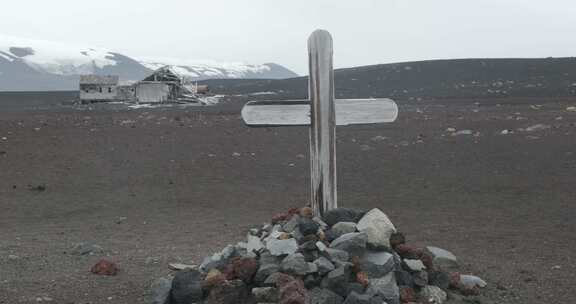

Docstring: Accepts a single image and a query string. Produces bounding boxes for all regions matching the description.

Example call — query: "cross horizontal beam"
[241,98,398,126]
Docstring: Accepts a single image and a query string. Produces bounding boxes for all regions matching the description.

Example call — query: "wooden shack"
[79,75,119,102]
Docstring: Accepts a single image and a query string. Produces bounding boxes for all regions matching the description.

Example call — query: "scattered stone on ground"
[90,259,119,276]
[69,242,104,256]
[149,207,487,304]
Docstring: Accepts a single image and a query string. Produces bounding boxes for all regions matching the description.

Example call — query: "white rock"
[460,275,487,289]
[404,259,426,271]
[356,208,396,249]
[419,285,447,304]
[266,238,298,256]
[331,222,357,237]
[247,234,263,253]
[366,272,399,301]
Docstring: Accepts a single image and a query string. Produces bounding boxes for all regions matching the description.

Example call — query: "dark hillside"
[200,58,576,100]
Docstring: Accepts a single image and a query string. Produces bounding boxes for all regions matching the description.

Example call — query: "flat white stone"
[460,275,487,288]
[247,234,263,253]
[356,208,396,248]
[404,259,426,271]
[266,238,298,256]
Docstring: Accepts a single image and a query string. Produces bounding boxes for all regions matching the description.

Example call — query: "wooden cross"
[241,30,398,216]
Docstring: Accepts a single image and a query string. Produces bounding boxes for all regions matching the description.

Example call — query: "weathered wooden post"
[241,30,398,216]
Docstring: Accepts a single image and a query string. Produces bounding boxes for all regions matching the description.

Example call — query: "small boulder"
[90,259,118,276]
[356,208,396,250]
[150,277,172,304]
[460,275,487,289]
[325,248,350,265]
[171,269,203,304]
[331,222,358,238]
[299,218,321,236]
[246,234,263,253]
[425,246,458,271]
[413,271,429,288]
[321,266,351,297]
[361,251,395,278]
[226,257,258,283]
[418,285,447,304]
[366,272,399,304]
[429,270,451,290]
[204,269,226,288]
[255,263,280,284]
[314,256,335,276]
[283,214,301,233]
[207,279,249,304]
[330,232,367,257]
[300,207,314,218]
[323,208,365,227]
[399,286,416,303]
[252,286,279,302]
[403,259,426,272]
[309,287,344,304]
[281,253,311,276]
[277,273,308,304]
[342,291,373,304]
[267,238,298,256]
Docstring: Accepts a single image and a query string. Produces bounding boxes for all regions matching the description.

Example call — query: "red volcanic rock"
[223,257,258,284]
[399,286,416,303]
[394,244,422,259]
[90,259,118,276]
[449,272,462,289]
[277,273,307,304]
[420,252,435,271]
[299,207,314,219]
[356,271,369,288]
[272,213,290,224]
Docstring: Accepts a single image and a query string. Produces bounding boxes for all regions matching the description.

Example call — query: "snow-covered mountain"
[0,35,298,91]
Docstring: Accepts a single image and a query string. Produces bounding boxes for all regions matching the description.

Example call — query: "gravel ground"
[0,97,575,303]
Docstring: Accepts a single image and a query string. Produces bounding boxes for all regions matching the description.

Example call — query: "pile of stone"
[151,207,487,304]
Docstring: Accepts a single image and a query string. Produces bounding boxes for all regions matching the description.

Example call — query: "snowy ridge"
[139,57,272,80]
[0,34,117,75]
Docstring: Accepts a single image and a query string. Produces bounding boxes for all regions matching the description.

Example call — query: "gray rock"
[325,248,349,264]
[304,274,321,289]
[313,217,329,229]
[247,234,263,253]
[252,287,279,302]
[418,285,447,304]
[170,269,203,304]
[150,277,172,304]
[316,241,328,252]
[281,253,310,276]
[207,279,248,304]
[330,232,367,256]
[394,270,413,287]
[366,272,399,304]
[321,266,351,297]
[356,208,396,250]
[264,272,284,286]
[323,208,366,227]
[309,287,344,304]
[314,257,335,276]
[346,283,366,297]
[299,218,321,236]
[255,263,280,284]
[200,245,238,272]
[403,259,426,271]
[343,291,372,304]
[413,271,429,288]
[331,222,357,238]
[460,275,487,289]
[69,242,104,256]
[283,214,301,233]
[259,251,281,266]
[425,246,459,271]
[266,238,298,256]
[429,271,450,290]
[361,251,395,278]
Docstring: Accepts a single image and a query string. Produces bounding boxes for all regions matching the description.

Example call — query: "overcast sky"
[1,0,575,74]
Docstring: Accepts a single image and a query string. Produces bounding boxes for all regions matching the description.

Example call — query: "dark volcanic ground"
[0,96,575,303]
